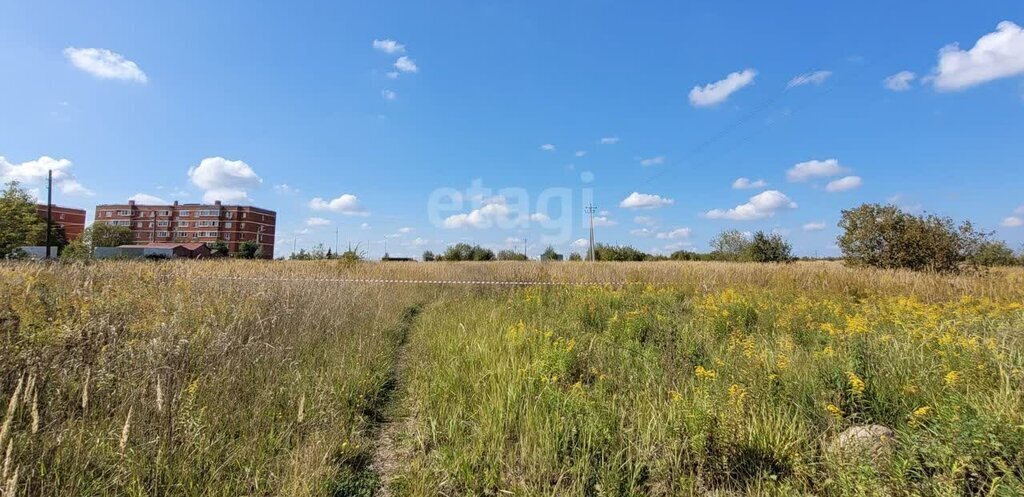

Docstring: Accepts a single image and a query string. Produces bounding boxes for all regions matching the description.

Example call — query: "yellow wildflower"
[694,365,717,380]
[944,370,960,387]
[846,371,865,396]
[825,403,843,418]
[727,384,747,406]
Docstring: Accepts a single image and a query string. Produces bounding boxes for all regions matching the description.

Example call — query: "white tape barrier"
[206,276,649,286]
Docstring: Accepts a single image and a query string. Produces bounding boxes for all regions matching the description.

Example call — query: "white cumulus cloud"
[128,193,167,204]
[63,47,147,83]
[655,228,691,240]
[540,143,556,151]
[931,21,1024,91]
[1002,216,1023,228]
[575,150,587,157]
[442,201,511,229]
[786,159,848,182]
[620,192,675,209]
[802,222,827,231]
[572,238,590,248]
[788,70,832,88]
[705,190,797,221]
[394,56,418,73]
[689,69,757,107]
[306,217,331,227]
[188,157,262,203]
[732,177,768,189]
[372,39,406,54]
[599,136,620,145]
[381,89,397,100]
[639,156,665,166]
[593,216,617,227]
[884,71,916,91]
[0,155,93,196]
[825,175,863,192]
[309,194,368,216]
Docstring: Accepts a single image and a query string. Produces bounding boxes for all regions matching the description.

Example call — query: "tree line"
[424,204,1024,272]
[3,180,1022,271]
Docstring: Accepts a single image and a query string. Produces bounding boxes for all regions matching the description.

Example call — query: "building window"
[180,211,191,217]
[225,212,233,219]
[104,211,112,218]
[157,231,169,237]
[198,209,220,217]
[117,210,131,216]
[160,210,170,216]
[178,221,189,227]
[241,223,246,229]
[224,222,232,228]
[224,233,231,240]
[136,222,143,228]
[176,231,187,238]
[157,220,169,227]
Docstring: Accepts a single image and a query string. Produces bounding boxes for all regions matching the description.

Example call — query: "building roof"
[118,243,209,250]
[95,202,275,215]
[35,204,87,213]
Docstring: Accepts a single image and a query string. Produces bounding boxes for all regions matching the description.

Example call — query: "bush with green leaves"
[593,244,649,261]
[497,250,528,261]
[237,240,261,259]
[0,181,44,258]
[440,243,495,261]
[744,231,792,263]
[59,240,92,262]
[84,222,134,248]
[540,246,563,261]
[970,240,1020,267]
[838,203,990,273]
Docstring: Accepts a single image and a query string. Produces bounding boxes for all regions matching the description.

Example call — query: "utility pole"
[292,237,297,257]
[335,227,340,254]
[45,170,53,260]
[585,204,596,262]
[523,238,527,259]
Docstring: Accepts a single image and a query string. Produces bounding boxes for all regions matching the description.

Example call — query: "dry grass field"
[1,260,1023,496]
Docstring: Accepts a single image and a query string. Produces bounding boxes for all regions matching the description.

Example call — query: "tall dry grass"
[0,261,446,496]
[1,260,1022,496]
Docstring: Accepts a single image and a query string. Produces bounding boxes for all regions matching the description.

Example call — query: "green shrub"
[838,203,989,273]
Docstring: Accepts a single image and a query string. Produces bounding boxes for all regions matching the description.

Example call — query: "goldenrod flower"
[694,365,717,380]
[846,371,865,396]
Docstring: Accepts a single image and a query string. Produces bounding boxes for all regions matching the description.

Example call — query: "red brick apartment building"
[35,204,87,241]
[94,200,276,259]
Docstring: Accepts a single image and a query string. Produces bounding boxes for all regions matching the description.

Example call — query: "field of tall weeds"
[1,261,1023,496]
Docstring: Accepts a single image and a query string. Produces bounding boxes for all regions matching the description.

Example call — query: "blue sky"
[2,1,1023,258]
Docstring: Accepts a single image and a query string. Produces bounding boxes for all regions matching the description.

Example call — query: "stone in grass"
[829,424,897,461]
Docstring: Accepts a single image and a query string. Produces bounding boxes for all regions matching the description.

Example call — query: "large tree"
[84,223,135,248]
[709,229,750,261]
[0,181,45,258]
[837,203,988,273]
[744,231,792,263]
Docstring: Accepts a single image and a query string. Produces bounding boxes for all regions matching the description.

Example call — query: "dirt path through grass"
[368,304,422,497]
